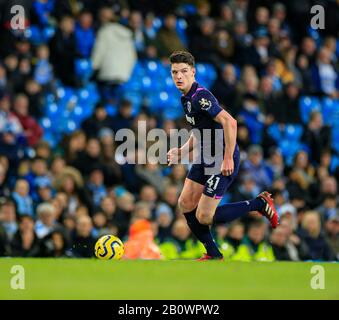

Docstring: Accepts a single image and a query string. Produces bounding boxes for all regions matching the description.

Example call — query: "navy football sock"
[184,209,222,258]
[213,198,264,224]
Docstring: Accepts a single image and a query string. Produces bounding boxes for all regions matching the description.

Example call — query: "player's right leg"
[178,171,223,259]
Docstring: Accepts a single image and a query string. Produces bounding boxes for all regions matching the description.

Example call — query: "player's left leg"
[196,174,279,228]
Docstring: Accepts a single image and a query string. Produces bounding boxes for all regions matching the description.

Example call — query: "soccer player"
[167,51,279,260]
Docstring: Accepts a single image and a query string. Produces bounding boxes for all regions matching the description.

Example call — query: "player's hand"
[167,148,181,166]
[221,157,234,176]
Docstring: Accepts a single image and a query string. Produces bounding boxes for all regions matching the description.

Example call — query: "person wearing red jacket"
[13,93,43,146]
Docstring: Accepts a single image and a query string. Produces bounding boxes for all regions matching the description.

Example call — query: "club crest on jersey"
[187,101,192,113]
[199,98,212,110]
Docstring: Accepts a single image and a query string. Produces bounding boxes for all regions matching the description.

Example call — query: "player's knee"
[196,209,213,225]
[178,196,196,213]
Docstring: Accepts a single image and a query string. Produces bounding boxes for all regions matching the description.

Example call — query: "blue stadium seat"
[25,25,43,45]
[285,124,304,141]
[144,60,167,79]
[75,59,93,81]
[176,18,188,46]
[322,98,339,125]
[195,63,217,89]
[330,155,339,173]
[267,123,282,142]
[105,103,118,116]
[279,140,308,166]
[42,26,55,42]
[299,96,321,123]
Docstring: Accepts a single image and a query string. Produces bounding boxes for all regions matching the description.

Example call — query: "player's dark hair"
[169,51,195,67]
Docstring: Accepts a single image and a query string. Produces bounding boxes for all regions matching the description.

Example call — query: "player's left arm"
[195,90,237,176]
[214,110,237,176]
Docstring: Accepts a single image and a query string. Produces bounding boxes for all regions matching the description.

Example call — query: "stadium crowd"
[0,0,338,261]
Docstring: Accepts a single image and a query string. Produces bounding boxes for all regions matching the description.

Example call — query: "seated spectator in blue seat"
[33,45,54,88]
[241,145,273,190]
[311,47,338,98]
[238,93,265,144]
[86,167,107,209]
[75,10,95,58]
[12,179,34,217]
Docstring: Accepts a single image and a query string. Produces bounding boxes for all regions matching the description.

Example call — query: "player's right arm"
[167,133,195,166]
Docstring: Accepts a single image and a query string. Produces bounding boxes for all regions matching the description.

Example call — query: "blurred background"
[0,0,338,262]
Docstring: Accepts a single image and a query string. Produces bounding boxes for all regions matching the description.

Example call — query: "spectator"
[324,213,339,260]
[312,47,338,98]
[11,215,40,257]
[232,220,275,262]
[12,93,43,146]
[270,227,295,261]
[40,229,69,257]
[231,174,260,203]
[81,102,114,138]
[211,64,237,114]
[0,161,10,198]
[302,111,331,164]
[33,45,54,90]
[35,202,61,239]
[92,211,110,238]
[75,10,95,58]
[241,145,272,189]
[0,198,18,242]
[238,93,265,144]
[218,221,245,260]
[86,167,107,209]
[270,82,301,123]
[155,14,186,60]
[70,215,96,258]
[111,99,134,133]
[190,17,220,66]
[155,203,173,243]
[245,29,270,74]
[128,11,146,57]
[159,218,204,260]
[91,7,136,99]
[298,211,335,261]
[54,166,94,216]
[49,15,78,87]
[12,179,34,217]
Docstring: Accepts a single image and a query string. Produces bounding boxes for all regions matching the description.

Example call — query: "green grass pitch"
[1,258,338,300]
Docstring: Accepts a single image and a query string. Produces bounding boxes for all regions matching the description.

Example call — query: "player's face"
[171,63,196,94]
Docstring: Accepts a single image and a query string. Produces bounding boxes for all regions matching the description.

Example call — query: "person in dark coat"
[81,102,115,138]
[10,215,41,257]
[302,111,331,164]
[49,15,78,87]
[70,215,96,258]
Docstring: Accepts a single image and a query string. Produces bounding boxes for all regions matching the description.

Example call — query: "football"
[94,235,125,260]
